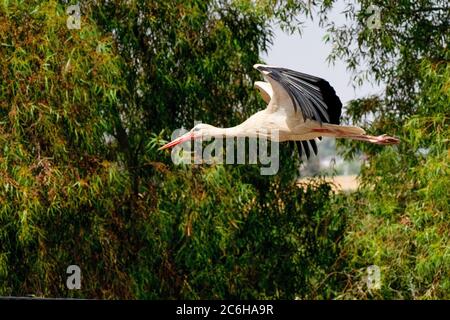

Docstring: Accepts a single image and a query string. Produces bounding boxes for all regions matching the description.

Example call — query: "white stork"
[159,64,399,158]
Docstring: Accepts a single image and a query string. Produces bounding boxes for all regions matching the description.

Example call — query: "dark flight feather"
[256,65,343,159]
[291,139,318,160]
[301,140,310,159]
[295,141,302,158]
[309,139,318,155]
[256,66,342,125]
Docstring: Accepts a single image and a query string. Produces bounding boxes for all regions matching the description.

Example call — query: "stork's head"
[158,123,216,150]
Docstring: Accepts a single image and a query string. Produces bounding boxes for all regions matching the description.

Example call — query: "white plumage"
[160,64,399,158]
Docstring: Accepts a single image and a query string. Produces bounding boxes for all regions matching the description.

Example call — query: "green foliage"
[0,0,345,299]
[334,61,449,299]
[1,0,447,300]
[321,0,449,299]
[0,0,136,298]
[133,165,345,299]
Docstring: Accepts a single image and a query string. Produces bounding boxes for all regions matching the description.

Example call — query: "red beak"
[158,132,195,150]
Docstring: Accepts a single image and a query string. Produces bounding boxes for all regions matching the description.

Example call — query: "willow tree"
[1,0,346,299]
[88,0,345,299]
[320,0,449,298]
[88,0,316,195]
[0,0,135,297]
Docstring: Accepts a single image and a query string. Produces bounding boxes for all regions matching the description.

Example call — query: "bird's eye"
[193,127,201,132]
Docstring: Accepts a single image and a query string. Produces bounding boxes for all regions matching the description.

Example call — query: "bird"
[159,64,399,158]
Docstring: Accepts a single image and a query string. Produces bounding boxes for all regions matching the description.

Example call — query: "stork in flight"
[159,64,399,158]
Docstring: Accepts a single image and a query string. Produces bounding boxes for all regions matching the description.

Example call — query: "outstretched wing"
[254,81,273,104]
[254,65,342,125]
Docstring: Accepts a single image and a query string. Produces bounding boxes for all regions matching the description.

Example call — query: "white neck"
[206,124,275,140]
[207,125,245,138]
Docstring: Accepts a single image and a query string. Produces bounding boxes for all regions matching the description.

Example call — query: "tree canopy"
[322,0,449,298]
[0,0,448,299]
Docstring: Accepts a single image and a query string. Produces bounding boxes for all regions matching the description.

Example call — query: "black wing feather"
[291,139,318,160]
[257,66,337,159]
[309,139,318,156]
[301,141,310,159]
[257,66,342,125]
